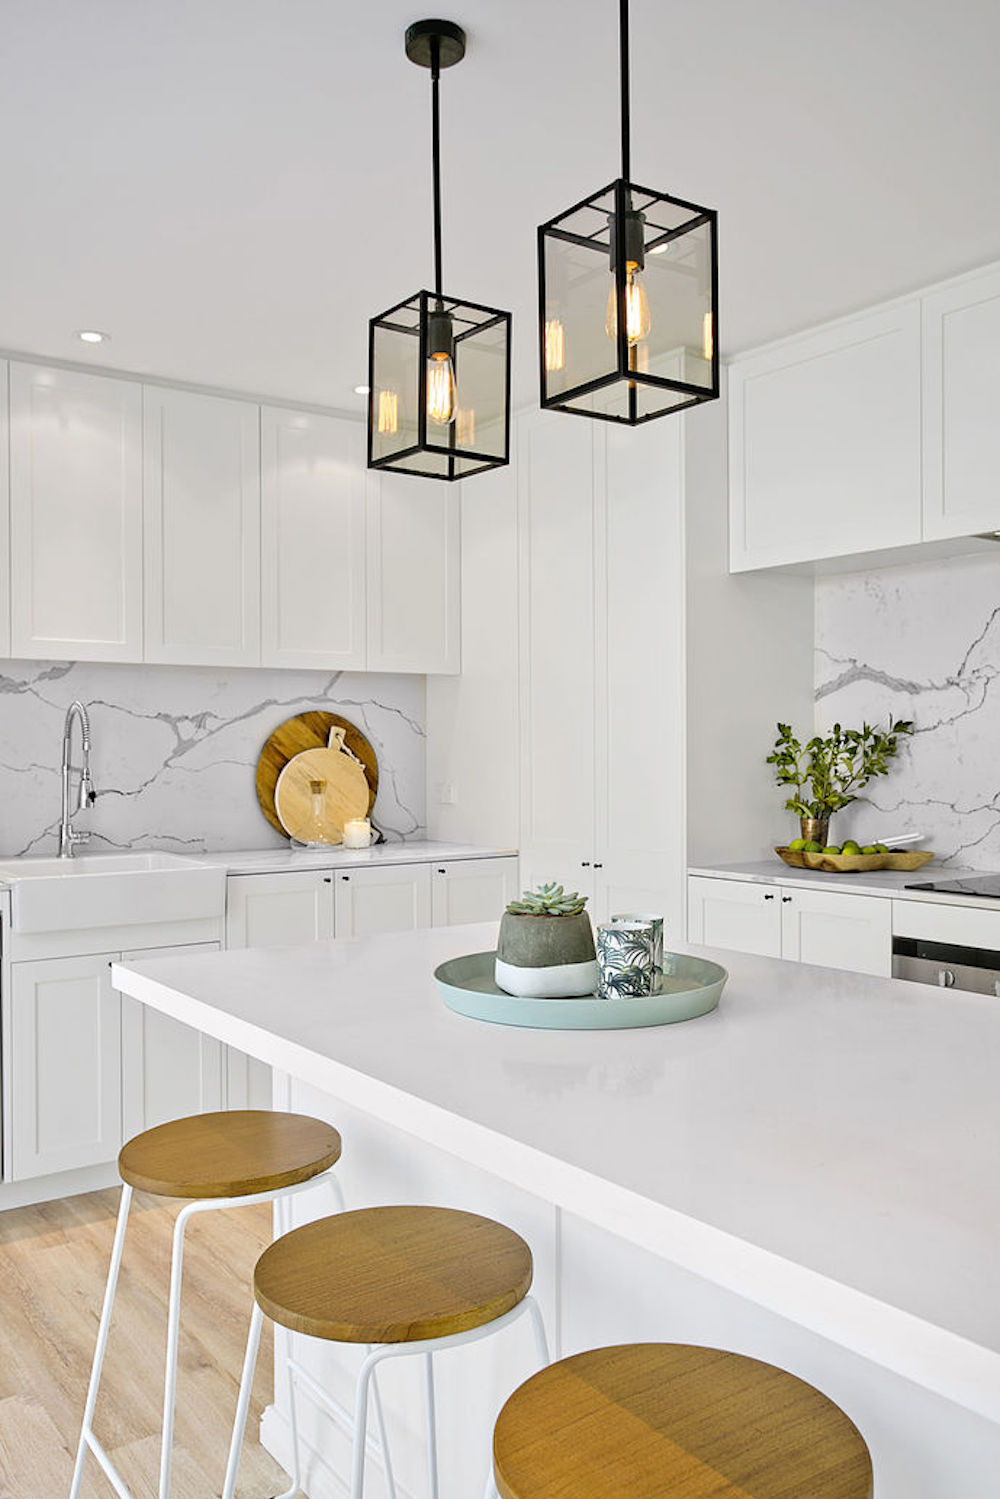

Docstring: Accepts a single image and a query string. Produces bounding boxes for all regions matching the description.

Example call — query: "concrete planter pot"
[495,910,598,998]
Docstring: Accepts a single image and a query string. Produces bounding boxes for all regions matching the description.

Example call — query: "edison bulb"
[377,389,399,436]
[426,353,456,425]
[702,310,714,361]
[544,318,566,373]
[605,264,651,346]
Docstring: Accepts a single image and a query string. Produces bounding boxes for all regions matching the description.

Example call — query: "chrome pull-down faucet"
[59,701,96,858]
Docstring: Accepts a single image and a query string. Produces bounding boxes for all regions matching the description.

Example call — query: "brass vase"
[799,815,830,847]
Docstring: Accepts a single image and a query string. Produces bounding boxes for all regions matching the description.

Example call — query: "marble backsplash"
[0,661,426,857]
[815,551,1000,868]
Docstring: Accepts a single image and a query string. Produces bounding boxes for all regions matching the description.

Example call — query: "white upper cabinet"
[366,471,460,674]
[10,363,142,661]
[261,408,366,670]
[729,302,922,570]
[922,265,1000,540]
[143,387,260,665]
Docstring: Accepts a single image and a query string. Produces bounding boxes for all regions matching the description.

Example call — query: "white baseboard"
[0,1159,120,1212]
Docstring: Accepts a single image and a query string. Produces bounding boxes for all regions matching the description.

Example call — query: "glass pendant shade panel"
[369,290,511,481]
[539,179,719,424]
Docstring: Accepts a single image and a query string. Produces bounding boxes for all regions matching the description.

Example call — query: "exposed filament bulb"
[605,263,651,346]
[426,353,456,425]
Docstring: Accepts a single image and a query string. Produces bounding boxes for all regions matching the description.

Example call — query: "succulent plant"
[505,882,588,918]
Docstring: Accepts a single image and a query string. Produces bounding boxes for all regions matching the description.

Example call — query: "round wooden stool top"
[494,1344,873,1499]
[118,1111,342,1199]
[254,1205,533,1344]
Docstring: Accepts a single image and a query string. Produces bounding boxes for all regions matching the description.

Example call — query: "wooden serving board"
[256,712,378,838]
[275,744,370,844]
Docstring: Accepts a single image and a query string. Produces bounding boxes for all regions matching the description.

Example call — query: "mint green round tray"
[434,950,727,1030]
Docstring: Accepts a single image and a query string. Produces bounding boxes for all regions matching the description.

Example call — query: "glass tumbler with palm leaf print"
[596,921,658,999]
[610,913,664,993]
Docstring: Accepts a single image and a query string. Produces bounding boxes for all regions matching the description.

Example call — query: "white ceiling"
[2,0,999,410]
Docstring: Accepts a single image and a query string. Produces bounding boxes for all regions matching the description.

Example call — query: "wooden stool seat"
[493,1344,873,1499]
[118,1110,342,1199]
[254,1204,533,1344]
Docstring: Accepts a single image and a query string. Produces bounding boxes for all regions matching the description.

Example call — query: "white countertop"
[113,923,1000,1422]
[690,859,1000,908]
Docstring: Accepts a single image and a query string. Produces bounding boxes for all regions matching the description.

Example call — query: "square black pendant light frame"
[537,0,720,427]
[367,21,512,482]
[538,177,719,425]
[368,289,512,482]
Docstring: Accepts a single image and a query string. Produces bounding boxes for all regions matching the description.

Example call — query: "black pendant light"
[538,0,719,425]
[368,21,512,481]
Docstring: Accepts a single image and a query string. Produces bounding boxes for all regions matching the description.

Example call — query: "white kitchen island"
[112,923,1000,1499]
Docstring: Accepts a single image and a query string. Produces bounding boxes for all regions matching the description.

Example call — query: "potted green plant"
[495,883,598,998]
[767,719,914,849]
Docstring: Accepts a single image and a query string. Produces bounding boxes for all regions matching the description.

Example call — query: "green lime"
[803,840,823,853]
[841,840,861,855]
[861,845,879,854]
[822,845,841,854]
[874,843,889,853]
[787,837,807,852]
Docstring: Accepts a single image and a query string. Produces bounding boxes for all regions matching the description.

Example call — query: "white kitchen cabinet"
[922,264,1000,540]
[0,363,9,657]
[143,387,260,665]
[430,857,519,927]
[366,471,460,674]
[9,363,143,661]
[728,302,922,571]
[334,864,432,938]
[225,872,335,1110]
[688,876,892,977]
[120,943,223,1138]
[517,412,686,930]
[779,885,891,977]
[261,408,366,670]
[687,876,783,958]
[10,953,121,1179]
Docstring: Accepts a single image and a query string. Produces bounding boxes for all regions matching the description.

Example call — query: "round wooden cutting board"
[275,746,370,844]
[256,712,378,838]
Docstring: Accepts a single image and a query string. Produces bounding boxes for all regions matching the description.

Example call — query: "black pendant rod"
[430,35,443,300]
[619,0,631,181]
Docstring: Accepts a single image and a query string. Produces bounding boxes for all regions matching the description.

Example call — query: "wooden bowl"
[775,847,934,874]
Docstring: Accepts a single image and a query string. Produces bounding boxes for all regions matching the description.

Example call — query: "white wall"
[0,659,425,856]
[685,392,815,864]
[816,549,1000,866]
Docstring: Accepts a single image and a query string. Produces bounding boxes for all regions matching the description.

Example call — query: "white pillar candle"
[342,818,372,849]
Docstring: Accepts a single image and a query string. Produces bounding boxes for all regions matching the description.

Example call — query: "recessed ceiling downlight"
[75,329,110,344]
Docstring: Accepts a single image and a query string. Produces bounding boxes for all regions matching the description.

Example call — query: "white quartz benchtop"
[185,841,517,877]
[112,924,1000,1422]
[690,859,999,907]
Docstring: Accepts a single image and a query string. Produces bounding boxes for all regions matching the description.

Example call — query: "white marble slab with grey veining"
[0,660,426,858]
[816,551,1000,868]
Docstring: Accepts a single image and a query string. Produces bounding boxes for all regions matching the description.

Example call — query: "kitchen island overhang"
[111,921,1000,1427]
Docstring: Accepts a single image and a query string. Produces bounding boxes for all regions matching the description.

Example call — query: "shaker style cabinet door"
[334,864,432,938]
[366,471,460,674]
[261,408,366,670]
[9,363,142,661]
[922,265,1000,540]
[687,877,783,958]
[9,953,122,1180]
[143,387,260,665]
[431,857,520,927]
[120,943,224,1138]
[778,886,891,976]
[728,302,922,570]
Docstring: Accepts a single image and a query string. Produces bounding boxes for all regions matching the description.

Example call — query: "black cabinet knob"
[581,861,591,867]
[763,893,775,900]
[341,875,350,882]
[782,896,793,903]
[593,862,603,869]
[437,868,447,874]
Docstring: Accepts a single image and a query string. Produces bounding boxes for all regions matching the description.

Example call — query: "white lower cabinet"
[334,864,432,938]
[430,858,519,926]
[120,943,224,1139]
[10,954,122,1180]
[687,876,892,977]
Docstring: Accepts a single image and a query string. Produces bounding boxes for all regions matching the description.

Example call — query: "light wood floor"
[0,1187,289,1499]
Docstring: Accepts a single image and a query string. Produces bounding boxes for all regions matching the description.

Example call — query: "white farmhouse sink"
[0,852,227,934]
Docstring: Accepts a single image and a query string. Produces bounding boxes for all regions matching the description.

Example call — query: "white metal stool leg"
[424,1353,439,1499]
[69,1184,134,1499]
[157,1200,199,1499]
[222,1302,265,1499]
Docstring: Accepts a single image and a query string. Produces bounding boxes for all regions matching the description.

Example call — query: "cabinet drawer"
[892,899,1000,949]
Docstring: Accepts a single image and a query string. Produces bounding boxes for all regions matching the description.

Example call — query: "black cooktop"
[905,874,1000,899]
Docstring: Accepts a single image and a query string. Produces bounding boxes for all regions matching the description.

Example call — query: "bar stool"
[492,1343,873,1499]
[222,1204,550,1499]
[70,1109,344,1499]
